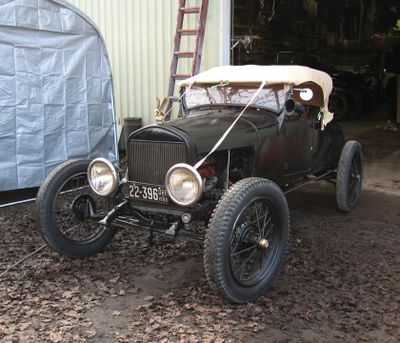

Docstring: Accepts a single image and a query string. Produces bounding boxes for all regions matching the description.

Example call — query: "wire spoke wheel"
[336,141,363,212]
[204,178,290,304]
[53,173,107,244]
[348,155,362,204]
[36,159,117,258]
[230,198,279,287]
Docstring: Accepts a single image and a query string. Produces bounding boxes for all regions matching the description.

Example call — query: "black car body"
[36,65,363,303]
[125,105,339,212]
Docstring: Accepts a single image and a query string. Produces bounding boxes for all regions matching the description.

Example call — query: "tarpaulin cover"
[0,0,118,192]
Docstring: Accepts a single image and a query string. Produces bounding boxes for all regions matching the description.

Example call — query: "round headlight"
[165,163,203,206]
[87,158,118,197]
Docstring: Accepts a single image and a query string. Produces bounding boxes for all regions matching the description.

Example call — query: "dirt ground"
[0,114,399,342]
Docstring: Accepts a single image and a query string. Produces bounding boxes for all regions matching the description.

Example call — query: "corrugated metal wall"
[68,0,223,128]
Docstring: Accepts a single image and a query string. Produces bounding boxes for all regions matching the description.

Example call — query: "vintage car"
[36,65,363,304]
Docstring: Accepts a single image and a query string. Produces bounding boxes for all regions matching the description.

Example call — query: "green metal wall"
[68,0,225,128]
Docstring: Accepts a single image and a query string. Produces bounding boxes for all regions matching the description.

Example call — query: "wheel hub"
[239,224,270,250]
[72,194,96,222]
[258,238,269,249]
[239,225,258,245]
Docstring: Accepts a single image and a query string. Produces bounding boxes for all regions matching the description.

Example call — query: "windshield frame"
[181,84,285,117]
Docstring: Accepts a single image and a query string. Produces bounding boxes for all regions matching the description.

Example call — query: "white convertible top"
[179,65,334,127]
[179,65,331,89]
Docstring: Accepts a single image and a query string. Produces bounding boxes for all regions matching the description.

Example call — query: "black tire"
[36,159,116,258]
[362,73,384,103]
[204,178,290,304]
[314,122,345,173]
[329,90,349,120]
[336,141,363,212]
[346,90,363,119]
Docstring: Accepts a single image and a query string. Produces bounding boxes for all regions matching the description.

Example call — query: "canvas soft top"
[179,65,334,127]
[179,65,332,92]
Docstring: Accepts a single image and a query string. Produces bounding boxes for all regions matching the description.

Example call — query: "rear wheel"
[336,141,363,212]
[36,159,116,258]
[204,178,290,303]
[314,122,345,173]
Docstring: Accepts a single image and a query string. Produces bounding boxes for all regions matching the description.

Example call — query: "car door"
[283,108,320,176]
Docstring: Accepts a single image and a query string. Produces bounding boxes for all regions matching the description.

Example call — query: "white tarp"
[0,0,118,192]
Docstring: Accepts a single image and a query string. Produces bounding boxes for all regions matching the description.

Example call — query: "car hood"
[164,108,277,154]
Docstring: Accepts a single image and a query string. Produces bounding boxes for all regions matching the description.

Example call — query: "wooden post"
[397,74,400,124]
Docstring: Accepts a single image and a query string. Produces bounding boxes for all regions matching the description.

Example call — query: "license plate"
[126,182,169,204]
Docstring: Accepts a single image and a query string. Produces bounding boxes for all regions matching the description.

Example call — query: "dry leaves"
[1,196,400,342]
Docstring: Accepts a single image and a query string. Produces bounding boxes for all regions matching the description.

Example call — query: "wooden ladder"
[165,0,209,119]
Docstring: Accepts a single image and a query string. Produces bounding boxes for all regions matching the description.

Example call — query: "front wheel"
[36,159,116,258]
[204,178,290,304]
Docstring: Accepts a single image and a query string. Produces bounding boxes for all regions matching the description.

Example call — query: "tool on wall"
[165,0,209,121]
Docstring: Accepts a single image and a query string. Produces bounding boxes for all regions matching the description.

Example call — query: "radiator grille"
[128,140,187,185]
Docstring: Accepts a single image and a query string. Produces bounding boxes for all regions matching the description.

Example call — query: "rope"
[0,244,47,279]
[194,80,267,169]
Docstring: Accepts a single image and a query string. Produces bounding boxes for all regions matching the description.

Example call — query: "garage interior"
[231,0,400,124]
[230,0,400,195]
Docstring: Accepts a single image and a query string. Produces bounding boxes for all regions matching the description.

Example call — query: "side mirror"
[284,98,305,117]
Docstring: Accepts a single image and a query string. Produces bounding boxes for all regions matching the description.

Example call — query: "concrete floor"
[340,114,400,196]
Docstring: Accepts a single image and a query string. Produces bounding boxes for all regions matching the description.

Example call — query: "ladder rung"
[178,29,198,36]
[180,7,200,14]
[174,51,195,58]
[172,74,192,80]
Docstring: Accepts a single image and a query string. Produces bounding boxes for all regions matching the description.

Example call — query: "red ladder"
[165,0,209,119]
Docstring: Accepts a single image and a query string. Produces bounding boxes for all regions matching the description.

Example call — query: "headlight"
[87,158,118,197]
[165,163,203,206]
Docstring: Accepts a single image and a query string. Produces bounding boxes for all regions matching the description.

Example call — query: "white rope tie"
[193,80,267,169]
